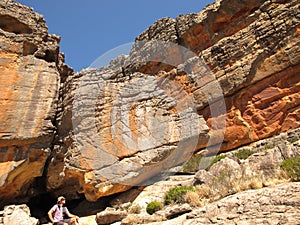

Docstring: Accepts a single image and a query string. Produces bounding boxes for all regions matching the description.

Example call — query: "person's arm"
[48,209,55,223]
[48,205,58,223]
[65,208,79,220]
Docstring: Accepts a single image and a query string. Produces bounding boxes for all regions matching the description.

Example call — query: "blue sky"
[15,0,215,71]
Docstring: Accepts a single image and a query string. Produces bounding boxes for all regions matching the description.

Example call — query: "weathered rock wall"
[199,0,300,151]
[0,0,72,206]
[91,127,300,224]
[132,0,300,152]
[52,0,300,202]
[0,0,299,206]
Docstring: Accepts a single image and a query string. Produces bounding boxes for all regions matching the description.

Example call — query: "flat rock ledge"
[147,182,300,225]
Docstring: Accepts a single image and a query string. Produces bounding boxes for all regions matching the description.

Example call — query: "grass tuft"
[164,186,195,205]
[280,156,300,181]
[233,149,255,160]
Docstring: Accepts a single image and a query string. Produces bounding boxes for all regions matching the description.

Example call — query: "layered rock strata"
[0,0,71,206]
[0,0,299,205]
[52,0,300,201]
[92,128,300,224]
[131,0,300,152]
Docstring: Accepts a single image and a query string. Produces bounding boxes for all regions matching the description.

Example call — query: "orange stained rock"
[0,52,20,137]
[203,64,300,152]
[95,84,140,159]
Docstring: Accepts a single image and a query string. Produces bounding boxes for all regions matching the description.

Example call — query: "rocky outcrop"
[144,182,300,225]
[131,0,300,153]
[0,205,38,225]
[78,215,98,225]
[199,182,300,225]
[96,207,127,225]
[94,128,299,224]
[51,0,300,202]
[0,0,299,209]
[0,0,72,206]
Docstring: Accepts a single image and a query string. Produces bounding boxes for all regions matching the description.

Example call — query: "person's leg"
[62,219,72,225]
[55,222,67,225]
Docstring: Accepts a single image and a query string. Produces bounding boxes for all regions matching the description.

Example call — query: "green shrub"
[146,201,163,215]
[280,156,300,181]
[164,185,195,205]
[182,155,202,173]
[287,138,298,144]
[233,149,254,160]
[207,154,226,170]
[264,144,275,150]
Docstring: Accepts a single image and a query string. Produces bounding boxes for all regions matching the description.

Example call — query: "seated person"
[48,196,79,225]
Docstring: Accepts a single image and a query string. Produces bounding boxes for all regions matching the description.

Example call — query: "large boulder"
[2,205,38,225]
[95,207,127,225]
[49,65,208,201]
[154,203,192,220]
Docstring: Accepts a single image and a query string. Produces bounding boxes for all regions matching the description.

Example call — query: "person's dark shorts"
[53,219,72,225]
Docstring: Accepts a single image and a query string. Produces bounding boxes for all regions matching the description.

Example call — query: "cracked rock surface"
[0,0,299,205]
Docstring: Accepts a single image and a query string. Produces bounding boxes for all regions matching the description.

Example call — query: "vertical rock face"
[132,0,300,152]
[49,66,209,201]
[198,0,300,151]
[0,0,299,206]
[51,0,300,202]
[0,0,71,206]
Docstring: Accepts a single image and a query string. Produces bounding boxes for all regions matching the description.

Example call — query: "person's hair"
[57,196,65,204]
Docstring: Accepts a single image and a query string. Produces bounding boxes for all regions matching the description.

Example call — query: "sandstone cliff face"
[91,128,300,225]
[0,0,299,207]
[0,0,72,206]
[133,0,300,152]
[200,0,300,151]
[51,0,300,202]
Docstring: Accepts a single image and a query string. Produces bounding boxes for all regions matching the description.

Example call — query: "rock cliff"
[90,127,300,225]
[0,0,299,212]
[51,0,300,202]
[0,0,72,206]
